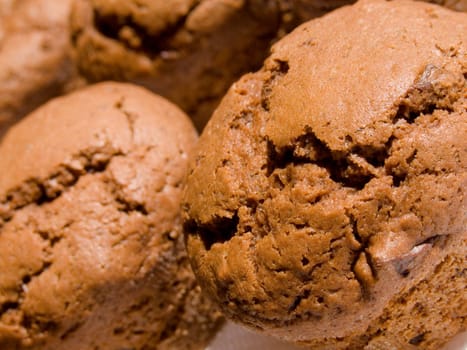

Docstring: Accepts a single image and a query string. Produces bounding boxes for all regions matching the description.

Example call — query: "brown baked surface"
[182,0,466,348]
[0,0,81,139]
[70,0,466,131]
[70,0,277,130]
[70,0,361,130]
[0,82,222,349]
[0,0,463,136]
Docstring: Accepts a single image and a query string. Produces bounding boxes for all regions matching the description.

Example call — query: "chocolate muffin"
[182,0,466,349]
[0,0,82,139]
[0,82,222,350]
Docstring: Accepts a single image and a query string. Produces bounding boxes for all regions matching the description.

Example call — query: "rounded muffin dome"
[0,82,222,350]
[182,1,466,349]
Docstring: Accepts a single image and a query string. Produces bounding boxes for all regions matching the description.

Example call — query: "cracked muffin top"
[0,82,222,350]
[182,0,466,346]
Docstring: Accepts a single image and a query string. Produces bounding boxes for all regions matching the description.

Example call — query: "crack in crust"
[184,37,466,338]
[92,1,201,58]
[185,213,239,251]
[0,145,123,228]
[0,84,221,349]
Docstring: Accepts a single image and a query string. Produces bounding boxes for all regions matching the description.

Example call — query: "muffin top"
[182,0,466,342]
[0,82,223,350]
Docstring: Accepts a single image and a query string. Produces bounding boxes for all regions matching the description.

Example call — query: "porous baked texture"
[0,0,82,139]
[0,82,222,349]
[69,0,357,130]
[182,0,467,349]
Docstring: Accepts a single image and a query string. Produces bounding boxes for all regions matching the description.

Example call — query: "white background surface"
[208,321,467,350]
